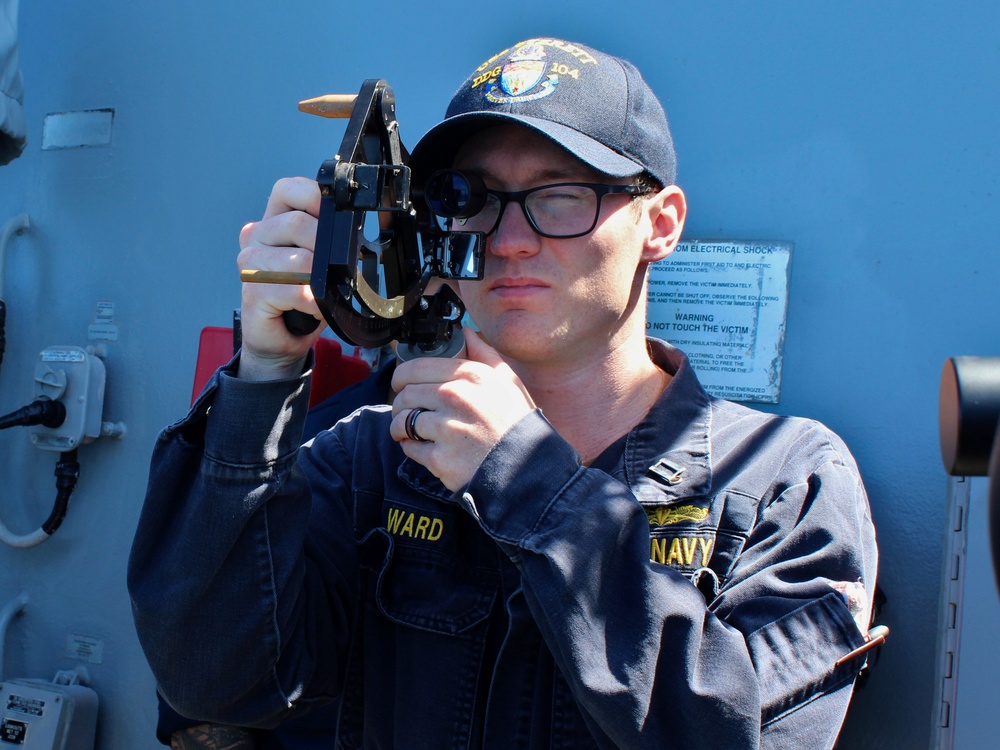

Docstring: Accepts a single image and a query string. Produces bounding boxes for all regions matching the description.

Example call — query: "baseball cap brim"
[409,111,646,185]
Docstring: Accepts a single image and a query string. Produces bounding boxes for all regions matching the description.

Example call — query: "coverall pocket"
[375,544,498,635]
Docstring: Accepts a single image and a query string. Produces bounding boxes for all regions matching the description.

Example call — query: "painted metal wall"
[0,1,996,747]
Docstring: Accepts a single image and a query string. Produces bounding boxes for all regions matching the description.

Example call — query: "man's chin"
[485,321,569,363]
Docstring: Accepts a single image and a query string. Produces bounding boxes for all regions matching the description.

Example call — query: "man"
[129,37,878,749]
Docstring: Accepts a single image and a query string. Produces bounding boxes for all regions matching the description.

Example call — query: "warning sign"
[647,240,792,404]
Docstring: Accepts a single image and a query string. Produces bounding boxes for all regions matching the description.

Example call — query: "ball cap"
[410,38,677,188]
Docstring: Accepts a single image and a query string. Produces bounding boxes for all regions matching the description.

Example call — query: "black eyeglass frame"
[451,182,650,240]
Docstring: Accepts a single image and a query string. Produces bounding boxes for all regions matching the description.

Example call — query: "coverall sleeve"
[127,361,359,728]
[461,410,877,750]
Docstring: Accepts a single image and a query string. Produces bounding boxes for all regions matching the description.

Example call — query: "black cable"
[42,449,80,535]
[0,398,67,430]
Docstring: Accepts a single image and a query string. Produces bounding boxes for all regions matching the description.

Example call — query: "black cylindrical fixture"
[939,356,1000,476]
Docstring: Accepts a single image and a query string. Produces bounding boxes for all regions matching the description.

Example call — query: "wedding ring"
[405,408,429,442]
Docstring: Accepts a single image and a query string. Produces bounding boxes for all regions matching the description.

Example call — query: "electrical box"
[0,673,97,749]
[27,347,106,452]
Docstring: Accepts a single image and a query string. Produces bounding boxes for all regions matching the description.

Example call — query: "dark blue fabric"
[152,360,393,747]
[301,359,395,442]
[131,340,878,749]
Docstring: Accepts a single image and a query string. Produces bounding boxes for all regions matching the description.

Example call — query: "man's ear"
[641,185,687,263]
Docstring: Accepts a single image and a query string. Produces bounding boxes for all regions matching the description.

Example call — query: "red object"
[191,327,371,407]
[309,337,372,408]
[190,327,234,405]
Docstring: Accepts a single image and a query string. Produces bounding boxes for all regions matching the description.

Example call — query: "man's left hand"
[390,329,536,491]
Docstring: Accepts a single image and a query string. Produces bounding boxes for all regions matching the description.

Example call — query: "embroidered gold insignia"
[646,505,709,526]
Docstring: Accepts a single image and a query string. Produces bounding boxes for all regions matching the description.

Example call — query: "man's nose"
[488,200,541,257]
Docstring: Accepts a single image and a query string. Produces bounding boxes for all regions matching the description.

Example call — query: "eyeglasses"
[438,182,649,239]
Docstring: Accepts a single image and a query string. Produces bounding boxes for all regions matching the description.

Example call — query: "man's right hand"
[236,176,326,381]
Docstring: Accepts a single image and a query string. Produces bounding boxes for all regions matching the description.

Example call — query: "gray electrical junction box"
[1,675,97,749]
